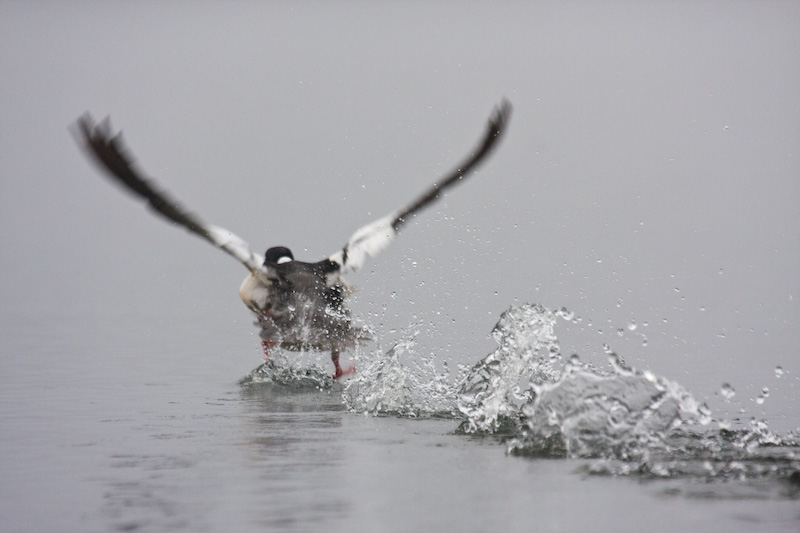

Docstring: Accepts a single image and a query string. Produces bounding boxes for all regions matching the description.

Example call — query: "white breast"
[239,273,270,315]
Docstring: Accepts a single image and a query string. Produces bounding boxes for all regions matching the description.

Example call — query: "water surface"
[1,306,797,532]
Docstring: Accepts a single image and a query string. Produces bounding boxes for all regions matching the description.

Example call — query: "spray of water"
[241,302,800,485]
[457,303,561,434]
[342,328,460,417]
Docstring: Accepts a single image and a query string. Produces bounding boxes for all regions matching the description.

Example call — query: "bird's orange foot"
[261,339,276,361]
[333,364,356,380]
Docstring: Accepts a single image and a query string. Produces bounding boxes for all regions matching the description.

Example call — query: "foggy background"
[2,2,798,430]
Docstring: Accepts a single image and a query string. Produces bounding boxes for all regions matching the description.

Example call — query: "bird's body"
[74,101,511,378]
[238,258,368,353]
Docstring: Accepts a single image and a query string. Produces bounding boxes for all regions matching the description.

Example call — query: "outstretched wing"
[73,114,271,281]
[327,99,512,274]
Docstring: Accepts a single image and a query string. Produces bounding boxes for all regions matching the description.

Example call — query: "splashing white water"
[457,303,562,433]
[508,353,712,459]
[241,301,800,485]
[239,350,336,389]
[342,329,460,417]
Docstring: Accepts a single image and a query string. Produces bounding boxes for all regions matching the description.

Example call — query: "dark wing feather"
[392,99,512,230]
[73,114,268,278]
[327,99,512,274]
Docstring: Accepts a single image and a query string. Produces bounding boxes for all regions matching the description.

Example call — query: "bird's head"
[264,246,294,265]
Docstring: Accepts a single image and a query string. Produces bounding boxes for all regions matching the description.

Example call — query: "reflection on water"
[240,379,347,412]
[98,382,352,532]
[238,385,352,531]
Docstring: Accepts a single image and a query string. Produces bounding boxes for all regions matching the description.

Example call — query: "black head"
[264,246,294,265]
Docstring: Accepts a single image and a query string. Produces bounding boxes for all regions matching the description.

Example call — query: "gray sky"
[1,2,798,430]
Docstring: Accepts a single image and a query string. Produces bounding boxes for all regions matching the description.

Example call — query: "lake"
[1,304,797,532]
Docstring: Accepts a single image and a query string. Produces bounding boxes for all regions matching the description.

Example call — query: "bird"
[73,100,512,379]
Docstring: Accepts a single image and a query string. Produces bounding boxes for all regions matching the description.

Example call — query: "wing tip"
[72,112,115,146]
[489,98,513,138]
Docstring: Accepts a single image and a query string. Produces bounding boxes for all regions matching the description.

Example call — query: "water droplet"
[627,321,637,331]
[557,307,575,321]
[755,387,770,405]
[698,403,712,425]
[607,352,625,373]
[720,383,736,400]
[640,335,648,347]
[616,328,624,337]
[775,366,784,378]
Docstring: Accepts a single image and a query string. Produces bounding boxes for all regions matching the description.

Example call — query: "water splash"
[240,301,800,487]
[508,354,711,460]
[457,304,561,434]
[577,419,800,485]
[455,304,799,485]
[239,351,336,389]
[342,329,460,417]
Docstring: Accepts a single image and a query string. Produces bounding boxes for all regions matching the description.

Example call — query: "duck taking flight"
[74,101,512,378]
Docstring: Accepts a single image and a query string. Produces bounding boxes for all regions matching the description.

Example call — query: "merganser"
[74,101,511,378]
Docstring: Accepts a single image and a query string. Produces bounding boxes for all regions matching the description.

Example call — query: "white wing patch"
[74,114,277,283]
[329,214,397,274]
[206,225,272,282]
[324,99,511,276]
